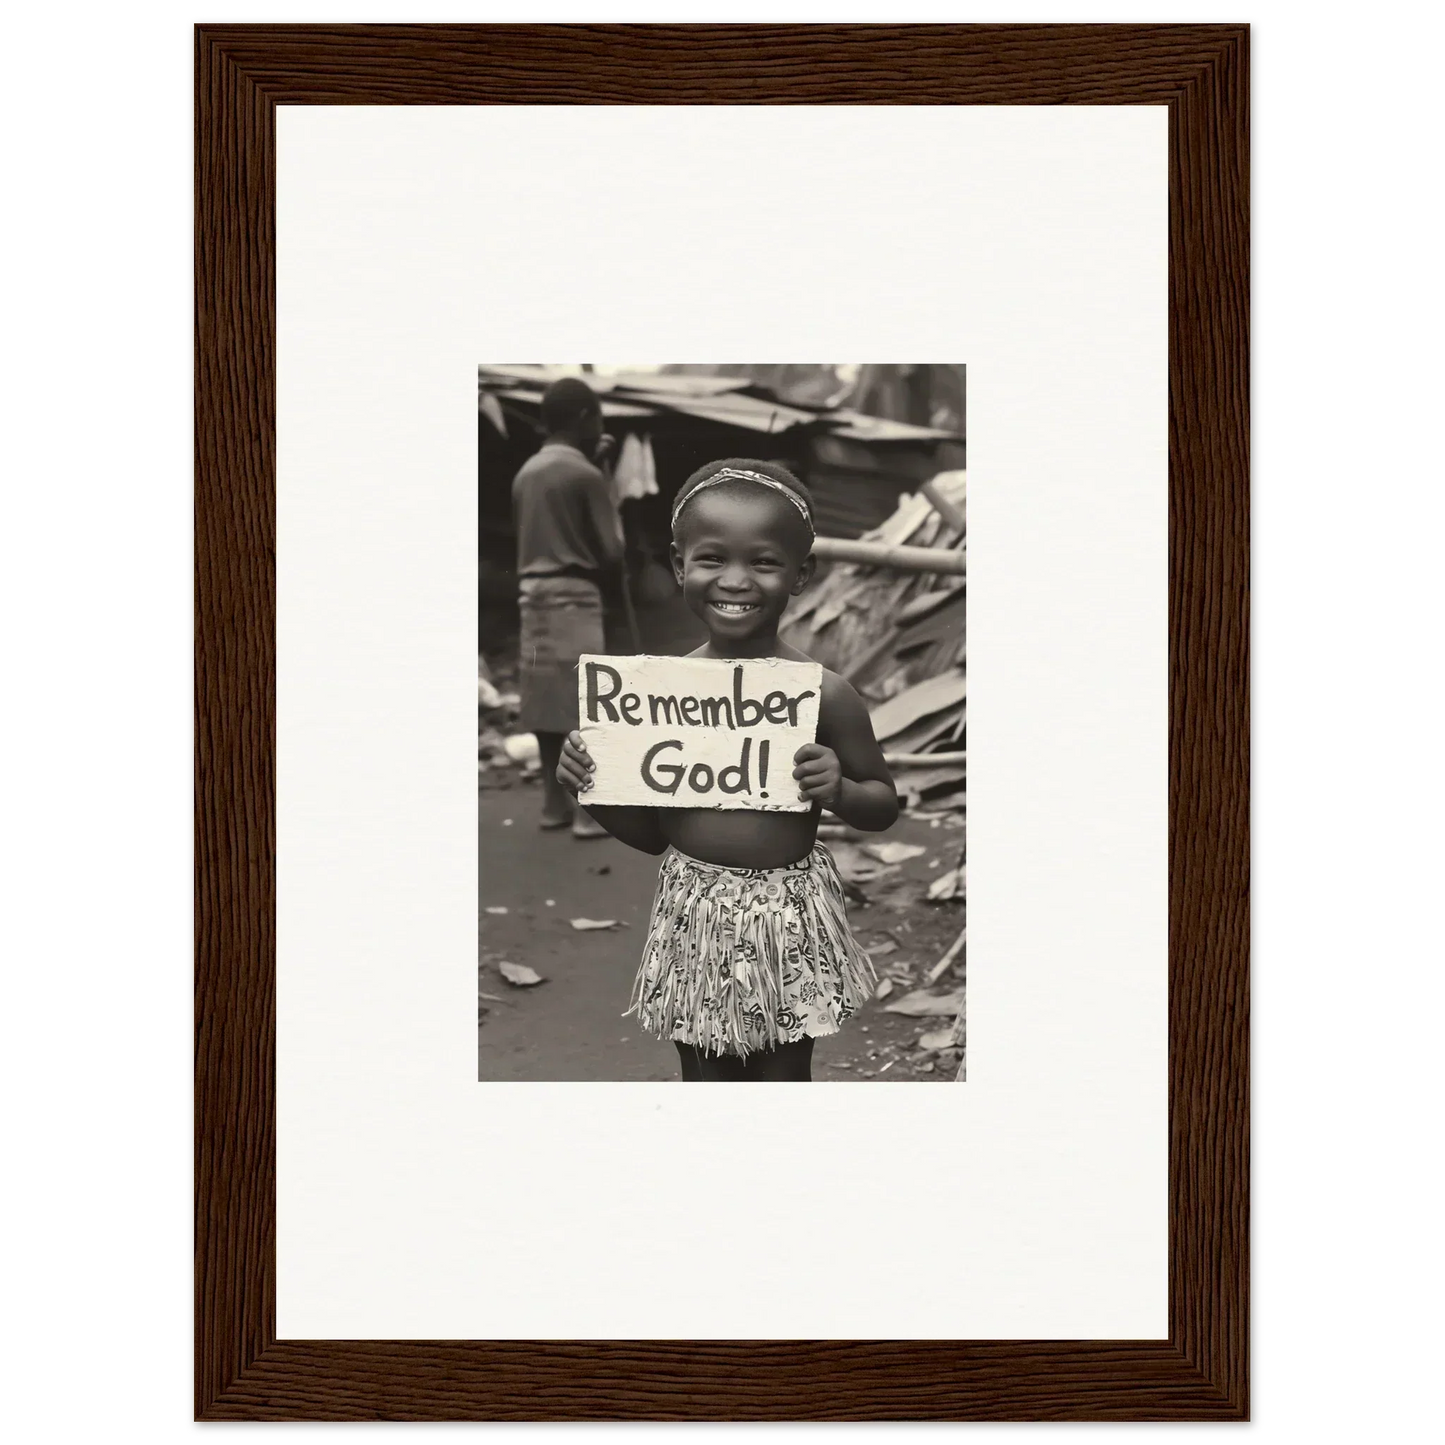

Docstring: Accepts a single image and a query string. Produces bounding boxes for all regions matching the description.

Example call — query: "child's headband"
[670,468,814,534]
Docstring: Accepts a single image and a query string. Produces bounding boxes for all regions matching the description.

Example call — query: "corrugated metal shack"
[479,365,965,646]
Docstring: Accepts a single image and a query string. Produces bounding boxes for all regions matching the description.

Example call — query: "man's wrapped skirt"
[626,845,876,1059]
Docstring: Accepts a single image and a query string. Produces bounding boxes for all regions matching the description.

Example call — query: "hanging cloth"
[614,432,659,502]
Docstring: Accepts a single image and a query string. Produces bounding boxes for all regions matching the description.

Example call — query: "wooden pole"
[810,536,966,575]
[926,924,967,985]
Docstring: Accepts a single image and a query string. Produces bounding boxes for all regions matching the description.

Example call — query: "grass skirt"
[626,845,876,1060]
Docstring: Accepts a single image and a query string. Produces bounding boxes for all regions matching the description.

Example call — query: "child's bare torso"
[658,802,819,869]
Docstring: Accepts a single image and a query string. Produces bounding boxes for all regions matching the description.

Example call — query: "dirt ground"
[478,778,965,1083]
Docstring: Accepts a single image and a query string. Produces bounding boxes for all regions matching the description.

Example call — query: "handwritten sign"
[577,654,822,811]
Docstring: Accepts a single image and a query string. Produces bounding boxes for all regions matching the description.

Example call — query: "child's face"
[670,490,815,643]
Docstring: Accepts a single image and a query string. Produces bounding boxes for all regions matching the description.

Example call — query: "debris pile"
[832,915,967,1081]
[782,471,966,1076]
[781,471,966,813]
[478,655,530,786]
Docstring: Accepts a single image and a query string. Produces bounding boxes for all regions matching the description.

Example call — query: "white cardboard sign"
[576,654,822,811]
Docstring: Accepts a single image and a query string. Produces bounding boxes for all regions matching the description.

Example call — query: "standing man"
[513,377,622,838]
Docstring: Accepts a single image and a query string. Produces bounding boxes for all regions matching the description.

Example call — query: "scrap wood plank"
[844,592,966,686]
[879,705,966,756]
[926,924,968,985]
[894,593,966,649]
[868,670,968,742]
[919,478,966,532]
[894,577,966,625]
[896,766,967,805]
[809,537,967,575]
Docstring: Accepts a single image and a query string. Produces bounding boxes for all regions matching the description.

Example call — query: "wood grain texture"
[195,23,1248,1421]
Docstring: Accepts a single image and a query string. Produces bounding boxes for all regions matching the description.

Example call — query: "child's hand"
[557,731,596,796]
[793,743,842,808]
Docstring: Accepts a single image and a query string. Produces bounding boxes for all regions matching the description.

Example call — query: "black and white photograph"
[477,365,967,1082]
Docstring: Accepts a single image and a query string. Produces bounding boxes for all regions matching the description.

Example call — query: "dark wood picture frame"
[196,23,1248,1421]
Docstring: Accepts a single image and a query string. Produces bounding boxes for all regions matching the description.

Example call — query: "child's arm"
[793,672,900,833]
[557,731,670,855]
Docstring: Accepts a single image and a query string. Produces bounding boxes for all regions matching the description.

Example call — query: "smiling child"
[555,458,899,1081]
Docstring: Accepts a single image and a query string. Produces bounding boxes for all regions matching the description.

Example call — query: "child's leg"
[679,1038,814,1082]
[741,1038,813,1081]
